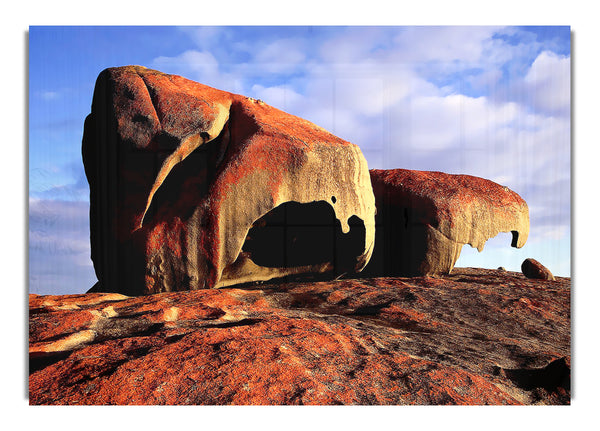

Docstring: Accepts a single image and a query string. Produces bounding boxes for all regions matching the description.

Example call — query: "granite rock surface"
[83,66,375,295]
[29,268,570,405]
[522,258,556,281]
[364,169,529,276]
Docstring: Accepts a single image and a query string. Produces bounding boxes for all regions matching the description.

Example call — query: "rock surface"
[29,268,570,405]
[522,258,556,281]
[364,169,530,276]
[82,66,375,295]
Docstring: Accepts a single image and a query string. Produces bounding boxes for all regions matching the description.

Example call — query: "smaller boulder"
[521,258,555,281]
[364,169,529,277]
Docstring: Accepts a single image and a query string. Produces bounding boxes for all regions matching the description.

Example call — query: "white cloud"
[153,50,218,79]
[540,225,569,241]
[465,68,503,93]
[250,84,305,112]
[30,160,90,202]
[384,93,569,181]
[319,27,390,63]
[151,49,247,92]
[39,90,59,101]
[332,75,404,117]
[180,26,228,50]
[29,230,89,255]
[392,26,502,64]
[253,38,307,74]
[29,199,97,295]
[522,50,570,115]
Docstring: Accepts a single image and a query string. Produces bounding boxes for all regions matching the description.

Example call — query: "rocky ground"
[29,268,570,405]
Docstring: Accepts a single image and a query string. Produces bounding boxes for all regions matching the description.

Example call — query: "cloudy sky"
[29,26,571,295]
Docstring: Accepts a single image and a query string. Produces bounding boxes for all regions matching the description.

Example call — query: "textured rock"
[522,258,555,281]
[364,169,530,276]
[29,268,570,405]
[82,66,375,295]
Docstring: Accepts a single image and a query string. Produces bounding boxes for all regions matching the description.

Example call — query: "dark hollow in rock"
[242,201,366,276]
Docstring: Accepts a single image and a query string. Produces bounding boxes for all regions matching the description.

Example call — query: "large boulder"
[83,66,375,295]
[364,169,529,276]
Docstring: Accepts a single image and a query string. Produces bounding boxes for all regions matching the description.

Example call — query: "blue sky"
[29,26,571,295]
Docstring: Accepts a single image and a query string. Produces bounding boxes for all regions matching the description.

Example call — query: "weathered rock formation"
[29,268,570,405]
[522,258,555,281]
[82,66,375,295]
[363,169,530,276]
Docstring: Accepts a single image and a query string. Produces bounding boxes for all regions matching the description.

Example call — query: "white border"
[6,1,597,428]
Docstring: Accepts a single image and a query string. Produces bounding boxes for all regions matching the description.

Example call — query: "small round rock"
[521,258,555,281]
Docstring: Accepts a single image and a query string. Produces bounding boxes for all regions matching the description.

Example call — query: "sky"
[28,25,571,295]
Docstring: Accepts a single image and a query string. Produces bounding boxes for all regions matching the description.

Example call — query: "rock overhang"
[364,168,530,276]
[83,66,376,294]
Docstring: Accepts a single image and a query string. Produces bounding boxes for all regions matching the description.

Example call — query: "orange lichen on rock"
[29,268,570,405]
[83,66,375,295]
[364,169,529,276]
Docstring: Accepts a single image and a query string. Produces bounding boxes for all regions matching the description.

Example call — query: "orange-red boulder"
[522,258,555,281]
[29,268,570,405]
[364,169,530,276]
[83,66,375,295]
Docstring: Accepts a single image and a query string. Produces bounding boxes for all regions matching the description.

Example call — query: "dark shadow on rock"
[242,200,366,277]
[359,203,432,277]
[498,357,570,392]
